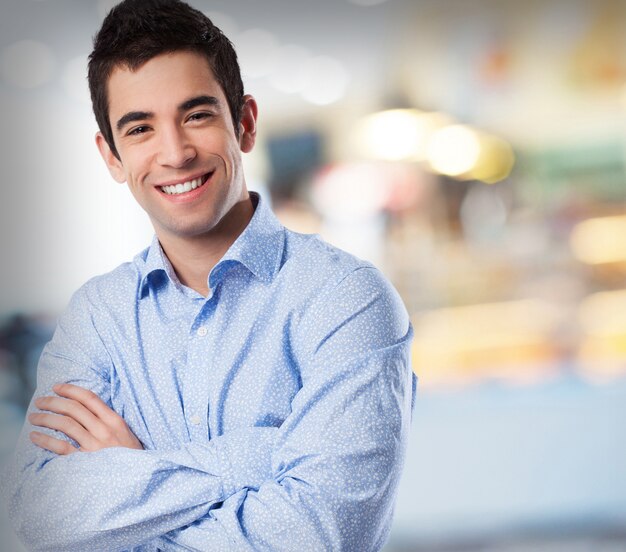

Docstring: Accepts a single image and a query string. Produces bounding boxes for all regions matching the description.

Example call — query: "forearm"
[5,426,276,552]
[154,485,330,552]
[153,340,414,552]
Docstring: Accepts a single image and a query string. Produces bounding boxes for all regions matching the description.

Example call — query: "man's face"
[96,50,257,242]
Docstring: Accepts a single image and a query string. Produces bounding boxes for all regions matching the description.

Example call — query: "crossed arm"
[23,383,279,551]
[6,268,415,551]
[8,377,277,552]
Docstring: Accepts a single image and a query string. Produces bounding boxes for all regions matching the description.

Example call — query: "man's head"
[90,0,258,245]
[88,0,244,159]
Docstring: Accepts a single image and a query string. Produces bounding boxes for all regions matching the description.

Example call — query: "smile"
[159,173,211,195]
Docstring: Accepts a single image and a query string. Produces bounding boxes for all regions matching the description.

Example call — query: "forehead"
[106,50,224,115]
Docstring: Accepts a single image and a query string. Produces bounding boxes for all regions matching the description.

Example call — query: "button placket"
[184,303,214,438]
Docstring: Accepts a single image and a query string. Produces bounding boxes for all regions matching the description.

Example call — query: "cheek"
[225,148,244,183]
[203,137,242,178]
[120,151,151,185]
[202,128,239,155]
[224,136,244,165]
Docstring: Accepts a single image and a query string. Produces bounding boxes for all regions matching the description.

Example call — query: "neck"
[157,196,255,296]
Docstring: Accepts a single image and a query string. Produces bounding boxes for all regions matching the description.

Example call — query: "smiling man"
[96,49,257,297]
[5,1,416,551]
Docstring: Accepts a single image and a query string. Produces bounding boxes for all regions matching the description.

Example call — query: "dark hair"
[88,0,244,158]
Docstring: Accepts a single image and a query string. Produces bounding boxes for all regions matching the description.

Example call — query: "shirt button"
[196,326,208,337]
[189,414,201,425]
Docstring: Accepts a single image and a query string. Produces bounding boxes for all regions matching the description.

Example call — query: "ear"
[95,132,126,183]
[238,94,258,154]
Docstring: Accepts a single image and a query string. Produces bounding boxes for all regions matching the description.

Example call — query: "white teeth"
[160,176,206,195]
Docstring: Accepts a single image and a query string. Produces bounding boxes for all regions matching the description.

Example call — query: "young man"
[5,0,416,550]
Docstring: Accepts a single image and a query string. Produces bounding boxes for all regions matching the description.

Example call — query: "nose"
[156,126,196,168]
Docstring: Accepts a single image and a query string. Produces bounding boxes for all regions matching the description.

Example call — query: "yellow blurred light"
[427,125,481,177]
[579,336,626,360]
[570,215,626,264]
[411,299,561,387]
[577,290,626,381]
[415,299,558,346]
[579,289,626,337]
[467,135,515,184]
[356,109,449,162]
[578,336,626,381]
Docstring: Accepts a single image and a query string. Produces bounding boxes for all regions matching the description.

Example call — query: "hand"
[29,383,143,455]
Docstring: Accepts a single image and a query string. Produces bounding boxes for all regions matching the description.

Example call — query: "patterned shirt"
[5,192,416,551]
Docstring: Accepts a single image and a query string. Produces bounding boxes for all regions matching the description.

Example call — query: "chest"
[101,279,302,449]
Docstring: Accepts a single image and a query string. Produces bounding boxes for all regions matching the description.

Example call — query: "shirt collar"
[137,235,182,297]
[213,191,285,286]
[137,191,285,297]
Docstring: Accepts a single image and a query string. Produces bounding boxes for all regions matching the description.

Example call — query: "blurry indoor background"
[1,0,626,550]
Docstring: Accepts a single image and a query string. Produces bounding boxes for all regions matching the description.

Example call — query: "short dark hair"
[88,0,244,159]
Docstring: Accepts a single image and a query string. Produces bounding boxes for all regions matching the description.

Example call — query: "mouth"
[158,172,212,196]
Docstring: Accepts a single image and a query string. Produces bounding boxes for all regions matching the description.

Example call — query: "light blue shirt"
[5,193,416,551]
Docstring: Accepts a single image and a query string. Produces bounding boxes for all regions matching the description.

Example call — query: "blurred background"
[1,0,626,550]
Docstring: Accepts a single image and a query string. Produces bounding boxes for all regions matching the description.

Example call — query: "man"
[5,0,416,550]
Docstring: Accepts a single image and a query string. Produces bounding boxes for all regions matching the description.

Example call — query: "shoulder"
[50,248,150,357]
[73,247,149,309]
[282,230,373,289]
[42,251,147,371]
[284,230,403,308]
[283,232,409,354]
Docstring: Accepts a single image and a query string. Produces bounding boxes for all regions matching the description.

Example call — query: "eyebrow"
[115,95,221,133]
[116,111,153,133]
[179,95,220,112]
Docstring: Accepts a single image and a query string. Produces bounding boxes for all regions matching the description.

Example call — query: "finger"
[53,384,128,439]
[34,396,104,437]
[52,384,117,423]
[49,384,141,450]
[29,430,79,455]
[28,412,98,451]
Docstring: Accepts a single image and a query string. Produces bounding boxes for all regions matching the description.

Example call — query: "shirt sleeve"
[154,266,416,551]
[2,288,277,552]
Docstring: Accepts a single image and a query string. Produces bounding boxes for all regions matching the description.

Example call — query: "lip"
[155,171,212,188]
[156,171,213,203]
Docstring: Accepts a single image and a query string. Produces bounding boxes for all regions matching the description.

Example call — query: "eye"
[187,111,213,123]
[127,125,151,136]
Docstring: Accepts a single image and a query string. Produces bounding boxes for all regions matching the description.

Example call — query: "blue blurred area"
[386,375,626,550]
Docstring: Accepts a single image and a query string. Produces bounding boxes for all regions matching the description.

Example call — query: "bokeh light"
[570,215,626,265]
[355,109,450,162]
[268,44,311,94]
[301,56,349,105]
[427,124,482,178]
